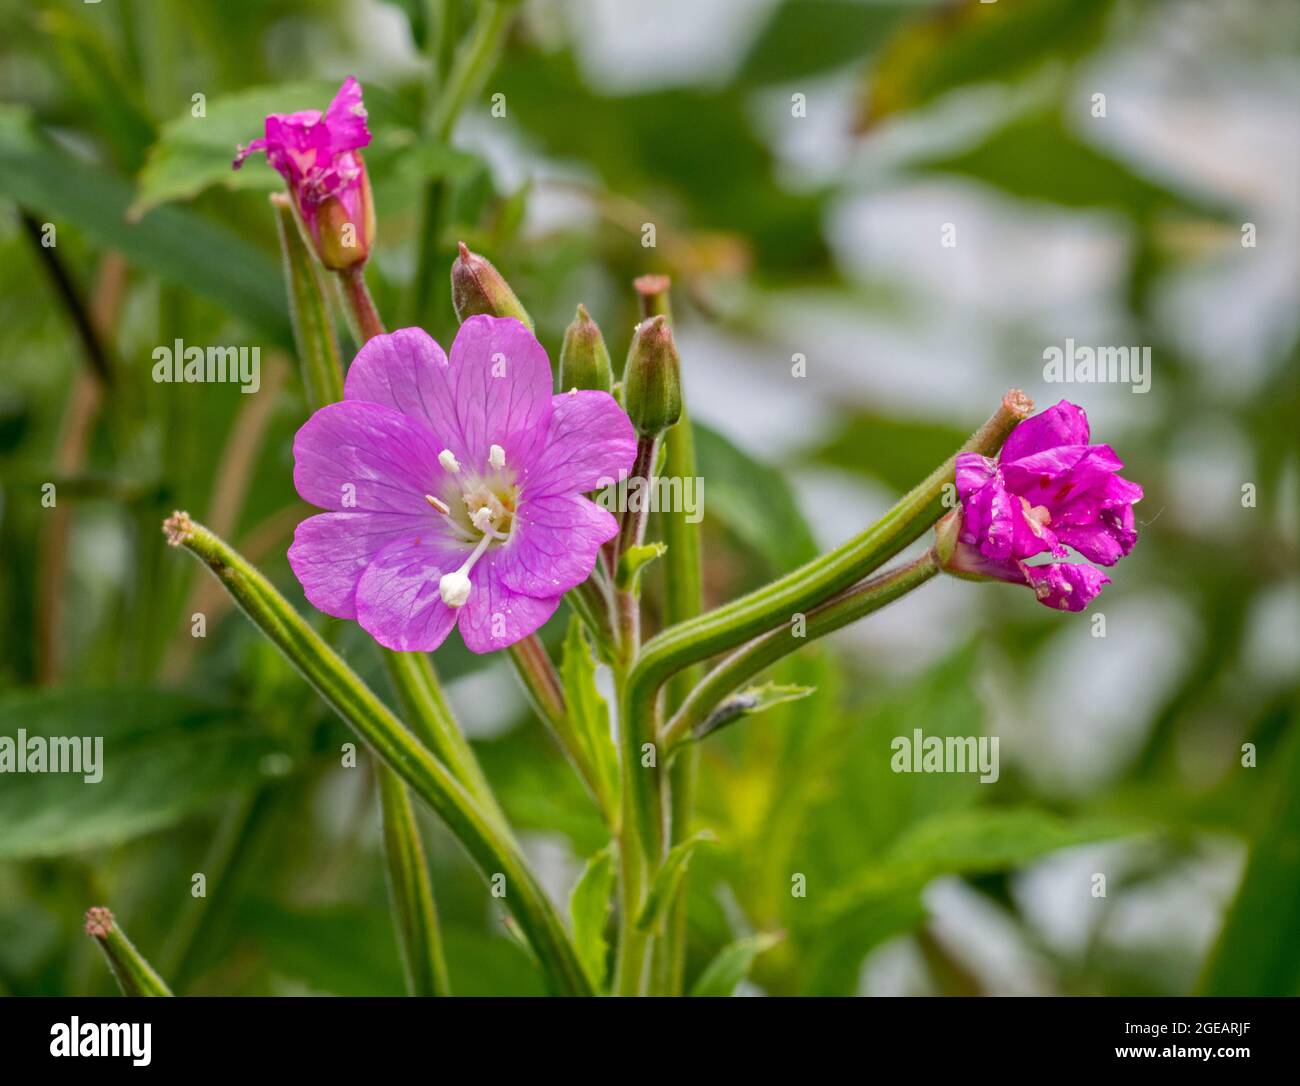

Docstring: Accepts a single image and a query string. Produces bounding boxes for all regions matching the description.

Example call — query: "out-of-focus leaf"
[1200,716,1300,996]
[559,617,620,821]
[910,110,1234,220]
[568,845,616,990]
[637,831,716,932]
[819,807,1146,925]
[689,930,783,996]
[694,422,818,574]
[0,106,291,342]
[737,0,926,86]
[862,0,1115,125]
[803,409,968,494]
[0,689,283,860]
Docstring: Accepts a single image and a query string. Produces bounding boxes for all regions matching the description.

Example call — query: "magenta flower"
[288,316,636,653]
[234,76,374,269]
[945,400,1143,611]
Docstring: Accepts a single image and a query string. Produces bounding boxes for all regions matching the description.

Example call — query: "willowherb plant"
[111,78,1143,999]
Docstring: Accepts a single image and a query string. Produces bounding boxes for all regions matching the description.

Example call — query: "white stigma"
[438,530,495,609]
[438,449,461,473]
[489,443,506,470]
[471,506,495,532]
[424,493,450,515]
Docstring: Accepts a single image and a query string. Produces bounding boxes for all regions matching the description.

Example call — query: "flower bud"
[622,315,682,437]
[559,304,613,393]
[313,162,376,271]
[450,242,534,331]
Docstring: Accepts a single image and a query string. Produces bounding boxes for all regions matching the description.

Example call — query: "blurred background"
[1,0,1297,996]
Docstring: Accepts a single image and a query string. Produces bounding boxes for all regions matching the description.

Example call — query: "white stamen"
[438,449,461,473]
[425,494,450,515]
[438,531,495,609]
[489,443,506,470]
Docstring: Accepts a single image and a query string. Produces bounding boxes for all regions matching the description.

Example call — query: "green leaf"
[910,109,1234,220]
[862,0,1114,124]
[636,831,717,933]
[804,410,968,494]
[559,616,620,822]
[694,422,818,574]
[738,0,924,86]
[0,106,291,343]
[616,541,666,592]
[1200,717,1300,995]
[694,681,818,741]
[689,931,783,997]
[819,807,1146,926]
[568,845,616,990]
[0,689,283,860]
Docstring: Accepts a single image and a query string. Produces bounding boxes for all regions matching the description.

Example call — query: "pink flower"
[943,400,1143,611]
[234,77,374,269]
[288,316,637,653]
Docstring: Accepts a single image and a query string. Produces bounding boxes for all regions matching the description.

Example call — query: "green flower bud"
[559,304,613,393]
[623,315,682,437]
[450,242,534,331]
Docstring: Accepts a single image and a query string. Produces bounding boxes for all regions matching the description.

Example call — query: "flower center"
[1019,496,1052,537]
[425,443,518,609]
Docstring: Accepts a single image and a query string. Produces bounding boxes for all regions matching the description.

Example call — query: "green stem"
[272,194,344,405]
[620,390,1030,862]
[414,0,513,324]
[163,514,592,995]
[85,908,172,996]
[662,550,941,753]
[377,761,451,995]
[382,651,507,828]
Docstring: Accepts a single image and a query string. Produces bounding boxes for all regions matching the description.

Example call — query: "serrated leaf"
[636,831,717,933]
[689,931,783,997]
[0,689,283,860]
[568,845,616,990]
[695,681,818,741]
[616,541,666,592]
[559,616,620,822]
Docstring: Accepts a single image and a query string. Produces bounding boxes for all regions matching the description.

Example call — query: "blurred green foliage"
[0,0,1296,997]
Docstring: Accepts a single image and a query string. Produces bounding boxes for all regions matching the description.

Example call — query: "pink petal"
[956,461,1018,561]
[458,559,562,654]
[293,400,450,514]
[324,76,371,152]
[495,494,618,597]
[1025,563,1110,612]
[343,328,470,464]
[519,390,638,499]
[1000,400,1091,464]
[287,510,432,620]
[354,536,469,652]
[449,315,554,473]
[1056,503,1139,566]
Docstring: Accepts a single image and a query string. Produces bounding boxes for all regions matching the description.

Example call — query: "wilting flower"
[288,316,636,652]
[940,400,1143,611]
[234,76,374,270]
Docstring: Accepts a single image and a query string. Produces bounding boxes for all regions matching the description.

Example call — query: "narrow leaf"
[636,831,717,933]
[694,681,817,741]
[559,616,620,822]
[689,931,783,997]
[568,845,616,990]
[272,194,344,409]
[616,541,666,592]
